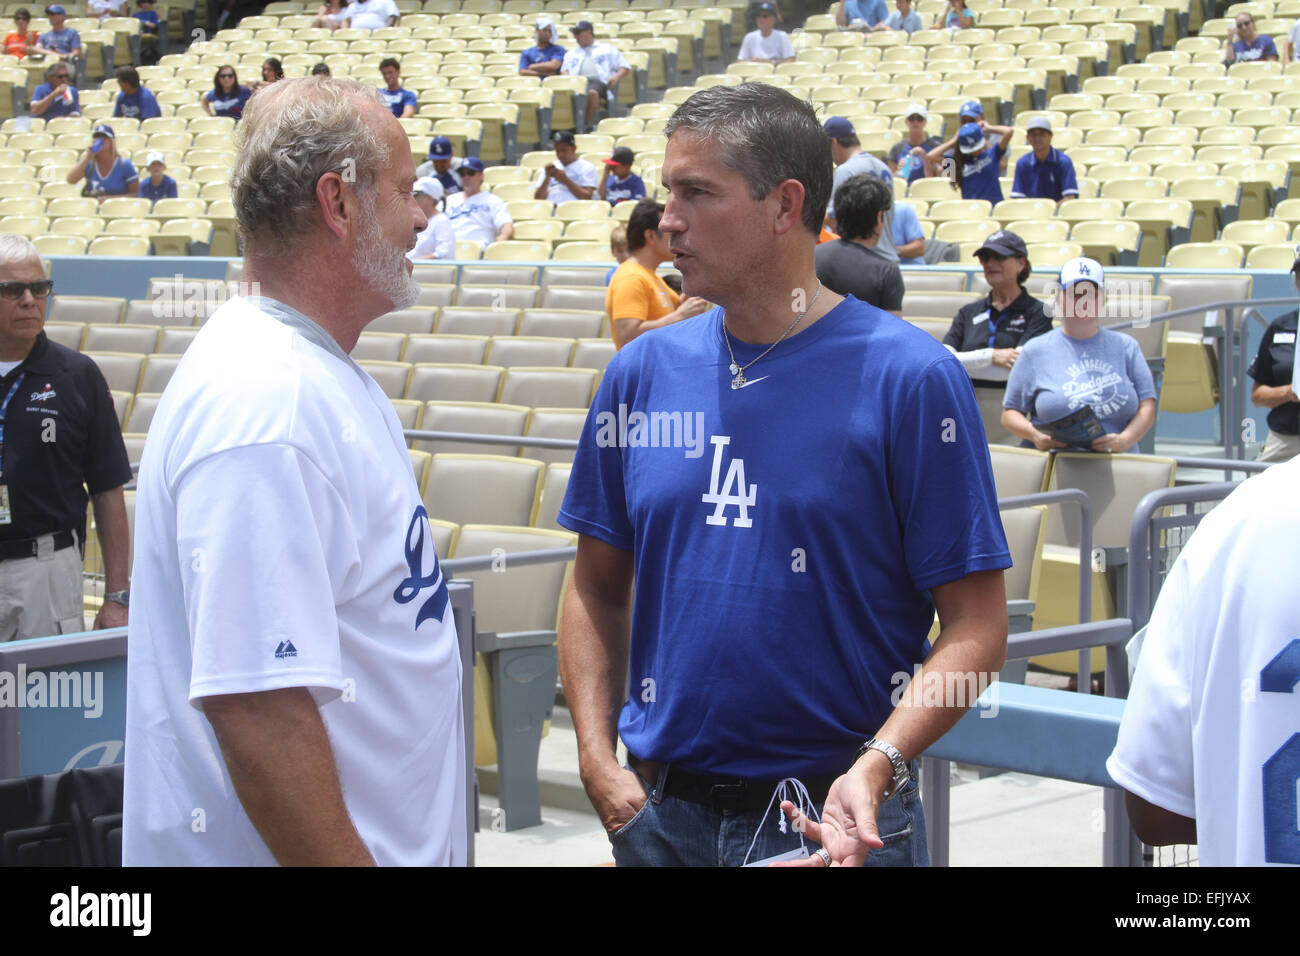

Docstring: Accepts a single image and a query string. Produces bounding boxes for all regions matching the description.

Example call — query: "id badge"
[742,845,809,867]
[0,484,9,525]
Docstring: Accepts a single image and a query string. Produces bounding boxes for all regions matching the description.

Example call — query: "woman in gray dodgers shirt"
[1002,257,1156,454]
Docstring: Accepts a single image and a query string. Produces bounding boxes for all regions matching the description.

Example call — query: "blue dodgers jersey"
[558,297,1011,778]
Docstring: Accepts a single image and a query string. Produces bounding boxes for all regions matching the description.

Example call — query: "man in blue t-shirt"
[596,146,646,205]
[1225,12,1278,64]
[892,200,925,263]
[112,65,162,120]
[138,151,177,205]
[519,15,565,77]
[32,5,81,81]
[377,57,416,118]
[30,61,79,120]
[557,82,1010,868]
[837,0,887,28]
[1010,116,1078,205]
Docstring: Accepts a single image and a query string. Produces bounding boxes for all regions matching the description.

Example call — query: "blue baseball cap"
[45,3,66,13]
[571,19,594,34]
[458,156,485,173]
[959,99,984,119]
[976,230,1027,259]
[823,116,855,139]
[957,122,986,154]
[92,123,115,139]
[428,136,452,159]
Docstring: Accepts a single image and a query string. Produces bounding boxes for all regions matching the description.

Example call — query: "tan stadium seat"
[32,235,87,256]
[505,199,554,222]
[538,285,607,312]
[1220,161,1289,220]
[551,242,613,262]
[0,215,49,237]
[48,295,126,325]
[1069,219,1142,266]
[448,523,575,638]
[901,291,970,322]
[138,354,183,393]
[499,366,599,409]
[411,263,458,285]
[1124,198,1194,266]
[521,407,585,465]
[88,236,151,257]
[483,240,550,261]
[415,401,530,456]
[1006,219,1071,244]
[367,308,438,335]
[122,392,162,433]
[541,267,609,288]
[403,334,490,365]
[485,336,574,368]
[391,399,423,436]
[109,390,131,426]
[156,326,200,354]
[435,307,521,337]
[453,285,540,309]
[570,337,616,371]
[514,220,567,243]
[414,285,458,309]
[1164,242,1244,269]
[988,445,1050,500]
[1098,177,1169,202]
[83,352,146,393]
[1221,219,1291,250]
[534,462,571,531]
[517,309,606,338]
[43,322,85,350]
[1001,505,1047,608]
[105,218,160,238]
[934,219,1000,245]
[1246,244,1298,268]
[423,454,545,527]
[993,198,1056,221]
[459,265,540,286]
[357,360,412,400]
[352,333,407,362]
[82,324,159,353]
[929,198,995,221]
[406,363,505,404]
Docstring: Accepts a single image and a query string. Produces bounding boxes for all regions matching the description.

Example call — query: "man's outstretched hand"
[771,769,886,867]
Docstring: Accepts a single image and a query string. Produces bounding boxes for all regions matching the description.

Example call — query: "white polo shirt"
[537,157,598,204]
[444,190,513,245]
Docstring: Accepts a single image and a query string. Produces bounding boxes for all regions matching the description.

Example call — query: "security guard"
[942,230,1052,442]
[0,234,131,641]
[1248,255,1300,462]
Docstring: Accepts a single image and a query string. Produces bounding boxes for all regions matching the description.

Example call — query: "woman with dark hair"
[814,172,904,315]
[201,64,252,119]
[605,198,709,349]
[944,230,1051,442]
[251,58,284,91]
[4,9,38,59]
[926,119,1012,205]
[310,0,348,30]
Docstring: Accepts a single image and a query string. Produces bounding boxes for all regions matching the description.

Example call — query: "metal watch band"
[855,737,909,799]
[104,590,130,608]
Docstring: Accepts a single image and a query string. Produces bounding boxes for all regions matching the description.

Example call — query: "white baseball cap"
[413,176,444,200]
[1059,256,1105,290]
[145,150,165,167]
[905,103,927,120]
[535,15,554,30]
[1025,115,1053,133]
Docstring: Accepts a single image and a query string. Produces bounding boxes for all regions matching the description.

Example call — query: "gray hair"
[0,234,41,269]
[231,77,390,256]
[664,82,831,236]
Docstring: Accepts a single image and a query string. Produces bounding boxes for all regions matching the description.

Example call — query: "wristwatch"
[855,737,910,799]
[104,590,130,608]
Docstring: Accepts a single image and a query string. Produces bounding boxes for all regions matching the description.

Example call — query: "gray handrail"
[442,546,576,574]
[404,429,580,450]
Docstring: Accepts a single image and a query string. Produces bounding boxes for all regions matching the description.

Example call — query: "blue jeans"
[609,763,928,867]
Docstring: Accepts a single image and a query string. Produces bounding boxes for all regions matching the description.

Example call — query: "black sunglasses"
[0,280,53,299]
[218,72,234,78]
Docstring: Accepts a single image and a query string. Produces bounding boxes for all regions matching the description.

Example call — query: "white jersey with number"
[1107,455,1300,866]
[123,295,466,866]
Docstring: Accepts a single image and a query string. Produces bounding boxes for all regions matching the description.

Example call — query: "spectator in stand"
[443,157,513,248]
[416,136,461,195]
[311,62,330,76]
[892,200,926,263]
[561,20,629,131]
[113,66,162,120]
[407,177,456,261]
[1003,257,1156,454]
[934,0,975,30]
[535,129,598,203]
[605,223,629,283]
[310,0,348,31]
[201,65,252,120]
[836,0,887,30]
[30,62,79,121]
[137,150,177,206]
[876,0,924,34]
[134,0,159,65]
[67,124,138,202]
[250,58,285,92]
[519,15,565,78]
[377,57,416,119]
[927,119,1012,205]
[88,0,128,21]
[342,0,398,30]
[815,173,904,316]
[4,10,38,59]
[887,104,941,184]
[1286,15,1300,62]
[1010,116,1078,205]
[951,99,1008,171]
[33,5,82,84]
[738,4,794,64]
[823,116,898,261]
[1247,254,1300,462]
[597,146,646,205]
[1224,12,1277,64]
[605,198,709,349]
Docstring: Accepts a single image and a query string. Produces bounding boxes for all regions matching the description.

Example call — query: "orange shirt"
[4,31,36,59]
[606,258,680,349]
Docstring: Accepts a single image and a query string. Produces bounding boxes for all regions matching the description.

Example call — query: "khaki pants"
[0,534,83,642]
[1258,429,1300,463]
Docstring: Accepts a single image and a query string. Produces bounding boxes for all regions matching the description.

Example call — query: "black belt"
[0,530,76,562]
[629,754,840,812]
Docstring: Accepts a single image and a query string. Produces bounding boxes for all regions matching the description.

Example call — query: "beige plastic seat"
[988,445,1050,500]
[1069,219,1142,266]
[356,360,412,400]
[934,219,1000,245]
[1006,219,1071,244]
[459,265,540,286]
[499,366,599,409]
[367,308,438,335]
[533,462,572,531]
[351,332,407,362]
[453,285,540,309]
[88,236,151,256]
[155,326,200,354]
[42,322,85,350]
[82,323,159,353]
[537,285,607,312]
[1164,242,1244,269]
[993,198,1057,221]
[485,336,574,368]
[522,406,585,465]
[448,523,576,636]
[1124,198,1195,267]
[1220,218,1290,251]
[570,337,616,371]
[900,291,972,322]
[423,454,546,527]
[435,306,521,337]
[83,352,147,392]
[1245,243,1299,268]
[483,239,550,261]
[415,401,531,456]
[1001,505,1047,607]
[411,263,458,286]
[122,392,162,433]
[137,354,183,393]
[402,334,489,365]
[406,363,505,403]
[48,295,126,325]
[1168,177,1242,242]
[1024,242,1083,268]
[517,308,606,338]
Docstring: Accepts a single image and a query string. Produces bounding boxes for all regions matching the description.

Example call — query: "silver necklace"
[722,281,822,389]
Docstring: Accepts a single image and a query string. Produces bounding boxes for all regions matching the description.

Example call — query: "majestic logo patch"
[394,505,449,628]
[274,640,298,659]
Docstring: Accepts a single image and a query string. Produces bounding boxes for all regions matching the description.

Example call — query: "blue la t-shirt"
[1003,327,1156,449]
[1233,35,1278,61]
[139,175,177,204]
[518,43,565,71]
[557,297,1011,778]
[378,87,417,118]
[843,0,888,27]
[893,201,924,264]
[37,26,79,54]
[603,171,645,205]
[83,155,138,196]
[204,85,252,120]
[114,87,162,120]
[958,141,1006,204]
[32,82,79,119]
[134,10,159,34]
[1010,148,1079,202]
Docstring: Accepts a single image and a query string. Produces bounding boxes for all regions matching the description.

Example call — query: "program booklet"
[1042,406,1105,449]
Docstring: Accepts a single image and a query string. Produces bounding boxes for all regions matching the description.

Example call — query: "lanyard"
[986,300,1009,350]
[0,372,24,480]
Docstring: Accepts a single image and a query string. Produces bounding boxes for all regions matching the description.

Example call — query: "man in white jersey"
[1107,455,1300,866]
[444,156,514,248]
[122,76,466,866]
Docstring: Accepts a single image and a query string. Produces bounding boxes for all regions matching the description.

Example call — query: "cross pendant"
[731,370,746,389]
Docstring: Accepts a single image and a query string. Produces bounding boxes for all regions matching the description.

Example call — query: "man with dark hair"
[605,198,708,348]
[311,62,330,76]
[535,129,598,202]
[377,57,416,118]
[824,116,898,261]
[32,5,81,83]
[561,20,629,130]
[815,173,904,315]
[518,15,564,77]
[112,64,162,120]
[29,60,78,120]
[558,82,1010,867]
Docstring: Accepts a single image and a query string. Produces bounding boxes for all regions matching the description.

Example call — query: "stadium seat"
[1220,218,1290,250]
[499,366,599,409]
[423,454,545,527]
[1246,243,1299,268]
[406,363,505,404]
[521,407,585,464]
[517,308,606,338]
[570,337,616,371]
[459,265,541,287]
[448,523,575,637]
[357,360,412,400]
[1123,197,1194,266]
[436,307,521,337]
[1024,242,1084,268]
[42,322,85,350]
[156,326,200,355]
[82,352,146,392]
[403,334,490,366]
[33,235,87,255]
[484,240,550,261]
[533,462,572,531]
[1006,219,1071,244]
[538,285,609,312]
[1069,219,1143,266]
[988,445,1051,499]
[485,335,574,368]
[48,296,126,325]
[369,308,438,335]
[454,285,540,310]
[415,401,531,456]
[82,324,159,353]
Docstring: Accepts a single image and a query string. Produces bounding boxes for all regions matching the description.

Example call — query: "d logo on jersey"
[702,435,756,528]
[394,505,449,628]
